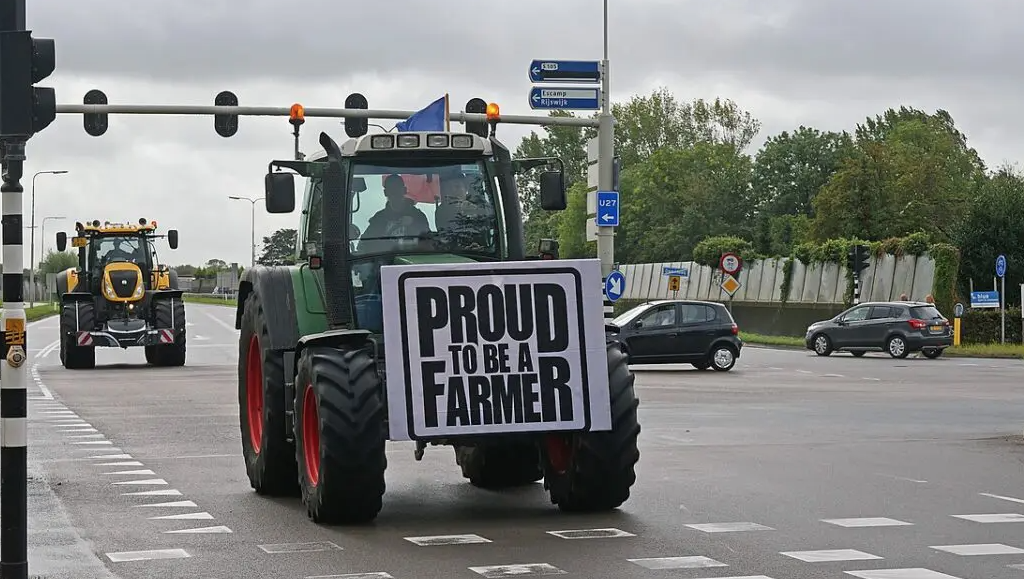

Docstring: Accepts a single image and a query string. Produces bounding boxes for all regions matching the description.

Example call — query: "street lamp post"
[39,216,66,303]
[228,195,265,268]
[30,170,69,306]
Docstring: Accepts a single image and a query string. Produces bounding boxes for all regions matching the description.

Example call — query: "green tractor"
[235,96,640,524]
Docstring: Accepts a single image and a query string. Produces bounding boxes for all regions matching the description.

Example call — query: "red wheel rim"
[302,384,320,487]
[246,334,264,453]
[545,434,572,474]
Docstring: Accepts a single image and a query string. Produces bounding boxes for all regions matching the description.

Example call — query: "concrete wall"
[615,254,937,336]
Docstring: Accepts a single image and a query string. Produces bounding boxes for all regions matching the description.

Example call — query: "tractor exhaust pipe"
[318,131,354,330]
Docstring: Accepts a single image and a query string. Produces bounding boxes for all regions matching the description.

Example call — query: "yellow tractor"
[54,218,186,369]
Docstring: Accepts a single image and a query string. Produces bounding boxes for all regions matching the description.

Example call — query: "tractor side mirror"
[264,172,296,213]
[167,229,179,250]
[539,171,566,210]
[56,231,67,252]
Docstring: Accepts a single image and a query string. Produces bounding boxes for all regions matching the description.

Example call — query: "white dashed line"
[628,556,727,569]
[952,513,1024,523]
[104,469,157,476]
[148,512,215,521]
[258,541,343,554]
[111,479,169,485]
[105,548,191,563]
[685,522,774,533]
[405,534,492,546]
[930,543,1024,556]
[822,517,914,527]
[781,549,883,562]
[979,492,1024,505]
[545,528,635,539]
[468,564,566,578]
[163,525,233,534]
[132,500,198,508]
[122,489,183,496]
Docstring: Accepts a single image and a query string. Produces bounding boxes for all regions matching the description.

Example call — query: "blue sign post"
[596,190,619,227]
[605,270,626,303]
[996,254,1007,278]
[529,87,601,110]
[994,254,1008,343]
[970,291,1000,309]
[528,60,602,84]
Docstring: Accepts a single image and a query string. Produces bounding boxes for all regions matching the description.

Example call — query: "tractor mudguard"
[150,288,185,299]
[235,266,300,352]
[296,328,373,355]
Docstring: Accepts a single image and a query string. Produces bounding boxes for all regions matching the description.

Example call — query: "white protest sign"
[380,259,611,441]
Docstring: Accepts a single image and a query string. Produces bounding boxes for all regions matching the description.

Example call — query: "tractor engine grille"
[108,270,140,298]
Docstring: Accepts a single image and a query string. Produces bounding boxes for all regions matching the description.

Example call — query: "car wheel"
[710,346,736,372]
[812,333,832,356]
[921,347,943,359]
[886,335,909,359]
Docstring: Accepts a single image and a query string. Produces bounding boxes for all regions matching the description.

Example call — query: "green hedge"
[961,308,1022,344]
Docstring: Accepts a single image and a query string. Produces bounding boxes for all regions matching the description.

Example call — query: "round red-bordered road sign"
[720,252,742,275]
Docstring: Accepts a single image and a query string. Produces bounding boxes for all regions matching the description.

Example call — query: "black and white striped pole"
[0,2,57,576]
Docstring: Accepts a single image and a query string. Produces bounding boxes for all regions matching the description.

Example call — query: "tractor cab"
[261,103,567,336]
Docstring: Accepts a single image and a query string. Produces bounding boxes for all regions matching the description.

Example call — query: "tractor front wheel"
[294,345,387,524]
[149,297,186,367]
[60,302,96,370]
[542,342,641,512]
[238,291,298,496]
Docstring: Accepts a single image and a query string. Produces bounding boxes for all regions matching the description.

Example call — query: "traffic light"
[344,92,367,138]
[0,30,56,137]
[464,98,488,138]
[214,90,238,137]
[82,89,107,136]
[847,244,871,274]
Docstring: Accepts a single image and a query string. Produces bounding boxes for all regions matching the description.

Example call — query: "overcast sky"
[20,0,1024,268]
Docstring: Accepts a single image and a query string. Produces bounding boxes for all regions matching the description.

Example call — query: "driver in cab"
[357,174,431,253]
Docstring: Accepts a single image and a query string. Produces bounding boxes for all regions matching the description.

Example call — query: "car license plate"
[929,325,943,332]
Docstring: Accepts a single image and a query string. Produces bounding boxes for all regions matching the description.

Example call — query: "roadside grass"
[740,331,1024,360]
[184,295,237,307]
[0,302,60,322]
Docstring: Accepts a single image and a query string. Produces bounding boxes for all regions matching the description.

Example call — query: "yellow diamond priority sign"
[720,273,741,296]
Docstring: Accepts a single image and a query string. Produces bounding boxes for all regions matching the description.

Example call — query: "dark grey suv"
[804,301,952,359]
[606,300,743,371]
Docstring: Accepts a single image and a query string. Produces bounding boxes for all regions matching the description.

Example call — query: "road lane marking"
[685,522,774,533]
[979,492,1024,504]
[628,556,727,569]
[133,500,198,508]
[468,564,565,578]
[822,517,913,527]
[96,461,144,467]
[122,489,183,496]
[163,525,233,534]
[148,512,214,520]
[876,473,927,483]
[105,548,191,563]
[111,478,168,485]
[781,549,882,562]
[546,528,635,539]
[405,534,491,546]
[930,543,1024,556]
[258,542,343,554]
[103,469,156,476]
[203,311,237,333]
[952,513,1024,523]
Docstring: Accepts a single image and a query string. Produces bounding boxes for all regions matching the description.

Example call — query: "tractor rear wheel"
[238,291,298,496]
[455,443,544,489]
[150,296,186,367]
[60,302,96,370]
[294,345,387,524]
[542,342,640,512]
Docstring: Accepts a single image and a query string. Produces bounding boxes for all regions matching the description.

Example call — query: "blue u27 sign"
[970,290,1000,309]
[596,190,619,226]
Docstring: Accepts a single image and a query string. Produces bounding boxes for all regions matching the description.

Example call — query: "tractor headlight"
[132,282,144,299]
[102,278,116,300]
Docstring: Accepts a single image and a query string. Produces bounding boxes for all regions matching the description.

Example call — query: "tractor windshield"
[87,235,151,271]
[349,159,501,258]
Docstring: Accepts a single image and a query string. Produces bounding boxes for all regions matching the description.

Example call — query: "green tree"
[257,228,297,266]
[38,250,77,274]
[556,181,595,259]
[618,142,755,263]
[952,164,1024,305]
[172,264,197,276]
[752,126,855,217]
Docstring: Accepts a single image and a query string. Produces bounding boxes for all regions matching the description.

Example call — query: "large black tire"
[59,302,95,370]
[149,296,186,367]
[238,291,298,496]
[542,343,641,512]
[455,443,544,489]
[294,346,387,524]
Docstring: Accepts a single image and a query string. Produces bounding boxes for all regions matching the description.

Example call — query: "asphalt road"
[21,304,1024,579]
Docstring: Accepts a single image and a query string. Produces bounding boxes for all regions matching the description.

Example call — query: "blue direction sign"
[970,290,1000,309]
[529,59,601,84]
[596,190,619,226]
[605,270,626,302]
[529,87,600,110]
[996,254,1007,278]
[662,266,690,278]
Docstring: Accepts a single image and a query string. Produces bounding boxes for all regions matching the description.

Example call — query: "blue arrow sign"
[529,59,601,84]
[529,87,601,110]
[596,190,619,227]
[996,254,1007,278]
[605,270,626,302]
